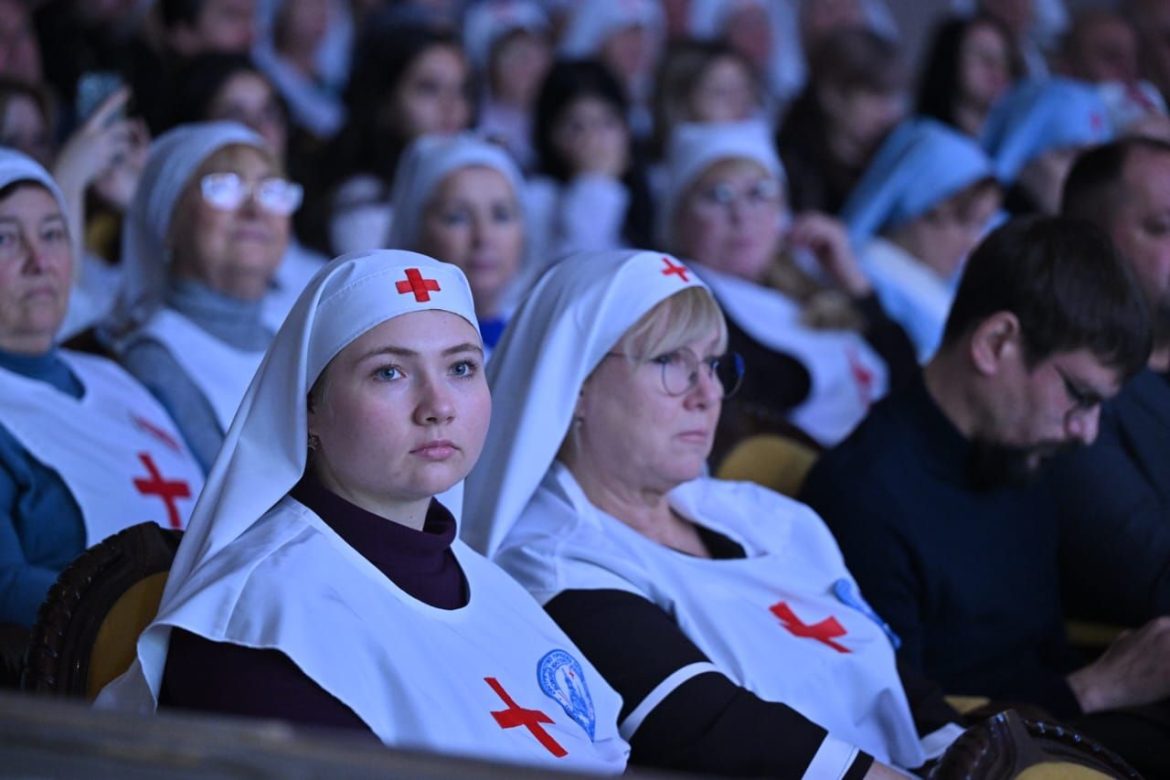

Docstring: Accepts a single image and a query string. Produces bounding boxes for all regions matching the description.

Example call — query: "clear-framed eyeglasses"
[199,172,304,216]
[691,177,781,216]
[610,348,745,399]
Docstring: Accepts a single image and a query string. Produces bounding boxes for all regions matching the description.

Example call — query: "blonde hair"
[615,287,728,361]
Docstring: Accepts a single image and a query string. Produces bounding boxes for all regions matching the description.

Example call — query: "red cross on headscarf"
[485,677,567,757]
[396,268,441,302]
[770,601,851,654]
[132,452,191,529]
[660,256,690,282]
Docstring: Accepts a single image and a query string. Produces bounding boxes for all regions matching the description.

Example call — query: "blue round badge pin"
[537,649,596,741]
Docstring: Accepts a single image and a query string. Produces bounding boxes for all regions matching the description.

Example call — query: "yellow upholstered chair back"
[715,433,819,497]
[22,522,182,699]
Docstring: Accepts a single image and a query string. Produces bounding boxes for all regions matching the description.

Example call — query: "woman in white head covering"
[97,249,628,772]
[251,0,348,138]
[841,118,1001,362]
[461,248,961,778]
[557,0,664,137]
[388,134,526,356]
[0,149,203,628]
[173,53,330,331]
[103,121,302,473]
[462,0,551,172]
[688,0,773,79]
[660,120,917,451]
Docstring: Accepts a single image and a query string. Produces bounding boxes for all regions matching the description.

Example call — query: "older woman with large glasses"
[102,121,302,472]
[0,149,203,630]
[661,120,917,454]
[462,249,961,778]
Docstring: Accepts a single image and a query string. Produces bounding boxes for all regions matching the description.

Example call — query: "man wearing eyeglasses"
[801,216,1170,776]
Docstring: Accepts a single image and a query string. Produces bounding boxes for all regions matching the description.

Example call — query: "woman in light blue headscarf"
[982,77,1111,214]
[842,118,1000,361]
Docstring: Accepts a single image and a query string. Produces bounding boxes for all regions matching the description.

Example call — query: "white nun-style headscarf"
[0,148,69,220]
[460,249,710,557]
[689,0,768,40]
[387,133,526,250]
[0,149,80,338]
[656,119,783,248]
[106,121,269,339]
[558,0,663,59]
[462,0,548,72]
[98,249,479,709]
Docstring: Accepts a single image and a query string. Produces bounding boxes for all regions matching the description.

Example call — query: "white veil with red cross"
[96,249,480,711]
[460,249,712,558]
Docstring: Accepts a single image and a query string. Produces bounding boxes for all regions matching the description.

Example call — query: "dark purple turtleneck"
[159,471,468,732]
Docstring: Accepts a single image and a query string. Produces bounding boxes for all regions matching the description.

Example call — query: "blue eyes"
[371,360,479,382]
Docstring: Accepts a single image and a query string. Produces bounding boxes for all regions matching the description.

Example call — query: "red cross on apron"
[847,346,875,407]
[770,601,851,654]
[396,268,441,302]
[660,256,690,282]
[130,414,182,453]
[485,677,567,758]
[132,452,191,529]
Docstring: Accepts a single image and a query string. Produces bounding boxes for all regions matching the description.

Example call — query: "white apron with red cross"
[498,464,959,770]
[147,495,629,773]
[141,308,266,430]
[694,263,888,446]
[0,350,204,543]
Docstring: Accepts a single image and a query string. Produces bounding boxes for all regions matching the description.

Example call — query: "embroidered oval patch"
[537,649,596,740]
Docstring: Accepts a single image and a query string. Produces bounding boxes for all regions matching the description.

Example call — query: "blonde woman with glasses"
[103,121,303,472]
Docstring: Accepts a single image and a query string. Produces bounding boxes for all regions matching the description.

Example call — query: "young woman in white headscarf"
[556,0,664,138]
[103,121,302,472]
[387,134,525,357]
[660,120,917,453]
[462,0,552,172]
[97,250,628,773]
[461,249,962,778]
[0,149,203,628]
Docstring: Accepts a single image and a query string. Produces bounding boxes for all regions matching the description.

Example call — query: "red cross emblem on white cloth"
[847,346,875,407]
[485,677,567,757]
[770,601,851,654]
[660,256,690,282]
[396,268,441,302]
[132,452,191,529]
